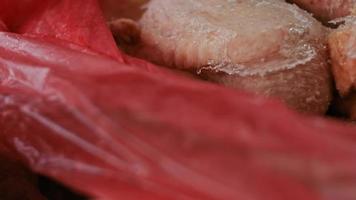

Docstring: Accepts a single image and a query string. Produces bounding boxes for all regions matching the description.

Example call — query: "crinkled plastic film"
[1,1,356,200]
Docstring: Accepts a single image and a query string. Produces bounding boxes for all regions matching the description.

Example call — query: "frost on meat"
[288,0,355,22]
[111,0,332,114]
[329,14,356,96]
[329,14,356,120]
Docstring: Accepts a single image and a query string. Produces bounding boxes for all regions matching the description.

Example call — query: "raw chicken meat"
[288,0,354,22]
[329,16,356,96]
[113,0,333,114]
[329,14,356,119]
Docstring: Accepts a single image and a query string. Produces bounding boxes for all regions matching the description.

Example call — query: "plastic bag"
[1,0,356,200]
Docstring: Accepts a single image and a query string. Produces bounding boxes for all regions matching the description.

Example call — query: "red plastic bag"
[0,21,7,31]
[1,1,356,200]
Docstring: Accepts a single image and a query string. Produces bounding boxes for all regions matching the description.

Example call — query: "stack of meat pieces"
[329,10,356,119]
[289,0,356,120]
[111,0,334,114]
[110,0,356,118]
[289,0,354,22]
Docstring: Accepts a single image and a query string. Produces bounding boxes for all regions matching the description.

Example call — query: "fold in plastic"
[1,1,356,200]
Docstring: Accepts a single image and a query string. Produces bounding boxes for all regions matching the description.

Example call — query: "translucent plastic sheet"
[1,1,356,200]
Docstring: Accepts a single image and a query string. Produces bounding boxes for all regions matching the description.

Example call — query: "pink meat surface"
[288,0,354,22]
[329,15,356,120]
[116,0,332,114]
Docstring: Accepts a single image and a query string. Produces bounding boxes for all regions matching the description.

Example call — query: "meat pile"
[289,0,354,22]
[112,0,333,114]
[328,11,356,119]
[0,0,356,200]
[285,1,356,120]
[112,0,356,118]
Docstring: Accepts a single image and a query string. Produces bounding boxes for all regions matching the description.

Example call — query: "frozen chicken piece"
[113,0,332,114]
[329,14,356,120]
[329,16,356,96]
[288,0,354,22]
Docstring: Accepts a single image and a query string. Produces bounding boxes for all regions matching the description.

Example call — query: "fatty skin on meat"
[288,0,354,22]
